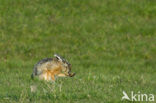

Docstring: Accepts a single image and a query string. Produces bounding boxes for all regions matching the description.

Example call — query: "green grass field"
[0,0,155,102]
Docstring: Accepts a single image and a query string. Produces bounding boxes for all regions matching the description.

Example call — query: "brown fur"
[32,55,75,81]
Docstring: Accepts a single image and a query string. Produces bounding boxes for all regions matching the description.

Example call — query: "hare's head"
[54,54,75,77]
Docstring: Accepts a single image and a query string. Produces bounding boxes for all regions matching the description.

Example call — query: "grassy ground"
[0,0,155,102]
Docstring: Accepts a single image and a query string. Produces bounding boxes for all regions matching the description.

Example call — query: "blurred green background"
[0,0,155,102]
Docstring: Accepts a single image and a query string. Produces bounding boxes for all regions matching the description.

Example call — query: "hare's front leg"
[57,73,67,77]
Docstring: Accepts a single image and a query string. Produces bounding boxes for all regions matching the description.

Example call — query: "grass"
[0,0,155,102]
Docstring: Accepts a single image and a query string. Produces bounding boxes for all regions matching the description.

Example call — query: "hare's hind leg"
[50,74,55,81]
[39,70,54,81]
[46,70,55,81]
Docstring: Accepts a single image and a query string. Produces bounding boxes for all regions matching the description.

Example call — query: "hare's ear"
[54,54,62,62]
